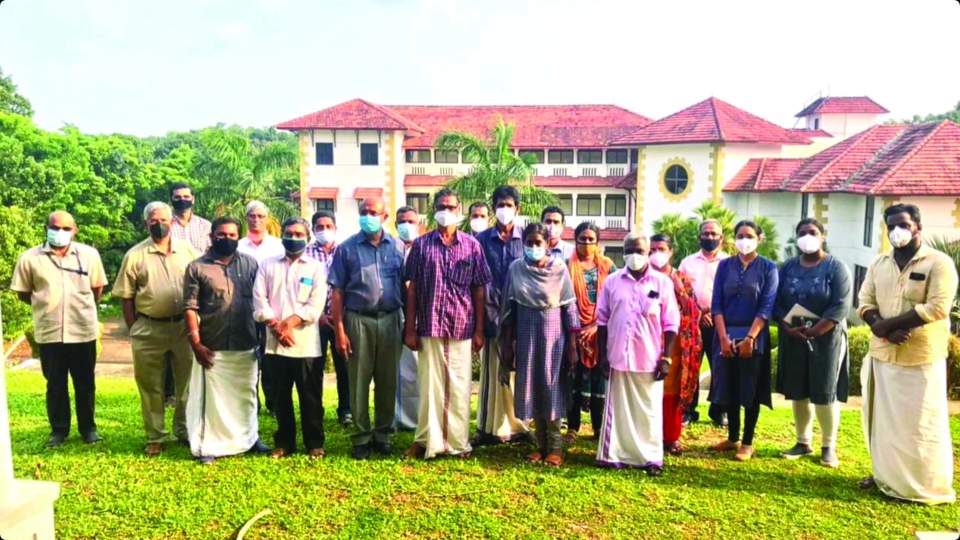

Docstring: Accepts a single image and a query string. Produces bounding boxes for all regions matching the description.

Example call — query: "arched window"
[663,164,689,195]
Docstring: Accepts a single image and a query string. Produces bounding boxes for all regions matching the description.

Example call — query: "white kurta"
[187,350,259,458]
[476,341,529,440]
[415,337,473,459]
[596,369,663,468]
[861,357,955,504]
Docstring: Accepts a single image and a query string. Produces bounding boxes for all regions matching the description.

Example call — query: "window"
[863,196,875,247]
[577,150,602,164]
[406,194,430,215]
[606,149,628,164]
[313,198,335,212]
[576,195,602,216]
[801,193,810,219]
[548,150,574,164]
[814,118,820,130]
[605,247,625,269]
[629,149,639,171]
[461,150,478,164]
[605,195,626,217]
[405,150,431,163]
[360,143,379,166]
[518,149,544,164]
[853,265,867,308]
[663,164,689,195]
[434,150,459,164]
[558,194,573,216]
[315,143,333,165]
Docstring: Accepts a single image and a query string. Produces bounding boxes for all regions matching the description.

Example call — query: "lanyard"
[46,250,87,276]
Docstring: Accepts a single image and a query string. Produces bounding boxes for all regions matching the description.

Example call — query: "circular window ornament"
[658,158,693,202]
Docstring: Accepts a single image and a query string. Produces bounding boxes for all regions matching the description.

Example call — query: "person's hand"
[579,324,598,344]
[192,342,215,369]
[335,327,352,358]
[737,336,755,359]
[318,314,333,330]
[653,359,670,381]
[886,328,911,345]
[869,319,889,339]
[404,326,420,351]
[265,318,280,331]
[781,324,805,341]
[719,335,735,358]
[700,311,714,328]
[472,330,485,353]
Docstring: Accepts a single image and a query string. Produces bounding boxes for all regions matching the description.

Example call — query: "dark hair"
[395,206,417,220]
[468,201,490,214]
[433,188,460,210]
[883,203,921,225]
[281,216,310,235]
[169,182,192,198]
[650,233,673,248]
[491,185,520,207]
[522,222,547,241]
[311,210,336,227]
[795,217,824,235]
[211,216,241,233]
[540,205,565,222]
[573,221,599,241]
[733,219,763,237]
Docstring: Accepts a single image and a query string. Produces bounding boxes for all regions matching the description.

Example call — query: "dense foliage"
[651,200,781,263]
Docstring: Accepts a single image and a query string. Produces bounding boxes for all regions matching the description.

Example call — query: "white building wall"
[638,144,713,234]
[722,191,802,259]
[805,113,879,139]
[721,143,785,187]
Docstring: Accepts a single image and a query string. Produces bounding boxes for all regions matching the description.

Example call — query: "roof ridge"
[797,125,886,192]
[358,99,425,133]
[869,121,949,194]
[836,126,910,192]
[710,97,726,142]
[753,158,767,191]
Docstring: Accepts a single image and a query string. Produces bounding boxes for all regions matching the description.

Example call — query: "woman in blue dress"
[709,220,778,462]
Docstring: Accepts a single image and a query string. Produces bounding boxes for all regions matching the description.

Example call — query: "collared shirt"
[711,255,778,327]
[596,268,680,373]
[328,232,405,313]
[112,238,199,318]
[476,224,524,336]
[549,239,574,261]
[237,234,285,265]
[306,240,337,317]
[857,245,958,366]
[404,230,492,340]
[171,213,212,252]
[183,251,258,351]
[679,249,729,311]
[253,254,326,358]
[10,242,108,344]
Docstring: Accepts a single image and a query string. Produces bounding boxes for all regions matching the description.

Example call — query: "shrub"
[846,325,872,396]
[947,335,960,400]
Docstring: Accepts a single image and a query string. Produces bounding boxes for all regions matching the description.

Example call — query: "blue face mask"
[397,222,418,242]
[524,245,546,263]
[359,214,382,234]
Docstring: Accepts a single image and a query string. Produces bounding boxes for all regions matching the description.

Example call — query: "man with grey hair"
[678,218,728,426]
[11,210,108,447]
[113,201,199,456]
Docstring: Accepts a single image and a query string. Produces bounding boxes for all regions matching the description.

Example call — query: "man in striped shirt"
[170,183,212,253]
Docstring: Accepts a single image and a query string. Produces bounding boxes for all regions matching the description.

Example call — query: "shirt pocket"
[903,276,927,304]
[450,259,474,289]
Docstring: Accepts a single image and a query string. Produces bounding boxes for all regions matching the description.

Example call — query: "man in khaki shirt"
[857,203,958,505]
[11,211,107,447]
[112,201,199,456]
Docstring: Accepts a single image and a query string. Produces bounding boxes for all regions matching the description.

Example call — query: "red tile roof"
[724,158,804,192]
[788,128,833,138]
[795,97,889,118]
[403,175,627,188]
[353,187,384,199]
[610,97,810,146]
[614,170,637,189]
[307,187,339,199]
[276,99,425,132]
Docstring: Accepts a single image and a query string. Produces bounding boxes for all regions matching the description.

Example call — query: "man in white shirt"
[542,206,574,261]
[253,217,328,459]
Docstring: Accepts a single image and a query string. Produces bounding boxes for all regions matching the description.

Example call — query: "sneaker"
[820,446,839,468]
[781,443,813,460]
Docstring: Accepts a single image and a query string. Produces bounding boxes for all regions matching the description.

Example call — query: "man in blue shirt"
[329,196,406,460]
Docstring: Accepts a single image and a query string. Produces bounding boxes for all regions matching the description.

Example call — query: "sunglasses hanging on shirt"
[45,251,88,276]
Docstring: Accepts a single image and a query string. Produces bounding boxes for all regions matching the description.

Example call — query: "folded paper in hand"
[784,303,820,323]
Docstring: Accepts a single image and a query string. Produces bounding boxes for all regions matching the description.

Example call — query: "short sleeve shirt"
[183,252,258,351]
[112,238,199,318]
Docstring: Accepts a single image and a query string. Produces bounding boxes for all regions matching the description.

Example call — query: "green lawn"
[6,369,960,539]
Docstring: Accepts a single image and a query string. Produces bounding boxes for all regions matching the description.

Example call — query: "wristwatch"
[659,355,672,365]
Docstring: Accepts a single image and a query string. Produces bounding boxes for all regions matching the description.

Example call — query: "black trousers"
[265,354,325,452]
[38,341,97,436]
[319,326,351,417]
[685,324,726,423]
[256,323,277,411]
[567,363,605,433]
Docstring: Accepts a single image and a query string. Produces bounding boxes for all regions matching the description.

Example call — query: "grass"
[6,369,960,539]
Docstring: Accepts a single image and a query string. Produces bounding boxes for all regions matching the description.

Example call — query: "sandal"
[543,451,564,467]
[711,439,740,452]
[527,451,543,464]
[646,465,663,477]
[733,445,754,461]
[665,441,683,456]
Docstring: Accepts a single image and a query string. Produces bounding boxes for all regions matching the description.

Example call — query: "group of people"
[11,181,956,504]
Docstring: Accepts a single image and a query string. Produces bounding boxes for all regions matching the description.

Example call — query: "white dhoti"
[395,346,420,430]
[415,337,473,459]
[596,369,663,468]
[187,349,259,458]
[861,357,955,504]
[476,340,529,440]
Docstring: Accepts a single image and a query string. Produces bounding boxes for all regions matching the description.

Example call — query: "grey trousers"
[344,310,402,447]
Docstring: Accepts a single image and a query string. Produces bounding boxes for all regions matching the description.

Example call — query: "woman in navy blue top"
[708,220,778,462]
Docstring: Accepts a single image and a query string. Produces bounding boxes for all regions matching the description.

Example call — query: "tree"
[892,100,960,125]
[435,117,557,222]
[927,235,960,333]
[0,67,33,118]
[652,200,780,263]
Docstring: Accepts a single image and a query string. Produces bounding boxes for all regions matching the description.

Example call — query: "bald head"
[359,197,385,216]
[47,210,76,230]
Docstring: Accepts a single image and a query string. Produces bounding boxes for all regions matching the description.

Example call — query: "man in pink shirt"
[595,233,678,476]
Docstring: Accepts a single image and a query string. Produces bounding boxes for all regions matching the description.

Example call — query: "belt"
[137,312,184,323]
[348,308,398,318]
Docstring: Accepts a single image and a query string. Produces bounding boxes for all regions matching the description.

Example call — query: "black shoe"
[711,413,728,428]
[682,412,699,426]
[81,431,103,444]
[340,413,353,428]
[248,439,271,454]
[46,433,67,448]
[352,444,372,460]
[372,441,393,455]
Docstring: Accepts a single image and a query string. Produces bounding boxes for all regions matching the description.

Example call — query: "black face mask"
[212,238,238,257]
[700,238,721,252]
[282,238,307,255]
[171,199,193,213]
[149,223,170,240]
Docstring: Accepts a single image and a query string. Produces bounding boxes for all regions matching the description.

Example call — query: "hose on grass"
[236,508,271,540]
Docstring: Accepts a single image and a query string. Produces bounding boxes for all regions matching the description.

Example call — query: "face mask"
[212,237,238,257]
[796,234,822,254]
[315,229,336,246]
[888,226,913,249]
[171,199,193,213]
[624,253,648,272]
[495,207,516,226]
[469,217,489,234]
[577,243,599,258]
[524,245,546,263]
[700,238,721,252]
[282,237,307,254]
[650,251,670,269]
[149,222,170,240]
[735,237,758,255]
[46,228,72,248]
[397,222,418,242]
[359,215,382,234]
[435,210,462,228]
[544,223,563,240]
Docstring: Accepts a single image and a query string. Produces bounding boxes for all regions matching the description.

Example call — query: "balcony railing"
[403,163,631,178]
[566,216,629,230]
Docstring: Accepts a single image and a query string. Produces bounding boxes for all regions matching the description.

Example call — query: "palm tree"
[434,117,557,223]
[927,236,960,332]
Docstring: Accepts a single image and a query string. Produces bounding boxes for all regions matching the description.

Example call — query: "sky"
[1,0,958,136]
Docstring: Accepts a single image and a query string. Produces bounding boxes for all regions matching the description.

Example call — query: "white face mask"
[888,226,913,249]
[397,222,418,243]
[649,251,670,269]
[314,229,336,246]
[735,237,758,255]
[469,217,489,233]
[435,210,462,228]
[495,207,516,226]
[796,234,822,254]
[624,253,648,271]
[47,228,73,248]
[544,223,563,240]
